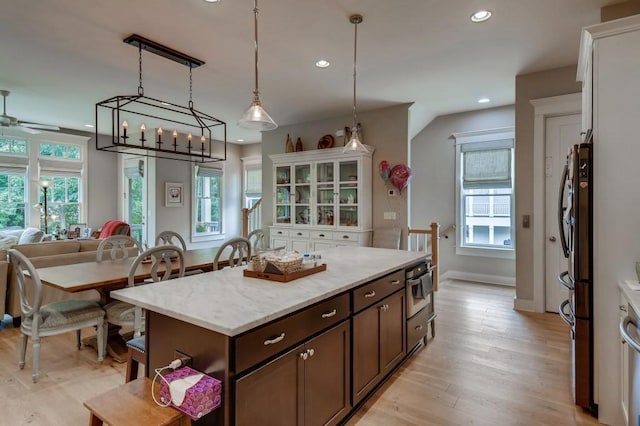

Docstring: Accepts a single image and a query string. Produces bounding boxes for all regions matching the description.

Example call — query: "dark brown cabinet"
[352,290,406,405]
[235,321,351,426]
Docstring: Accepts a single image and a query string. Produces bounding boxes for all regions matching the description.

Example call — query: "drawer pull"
[297,232,303,236]
[414,324,424,330]
[364,291,376,298]
[321,309,337,319]
[277,231,283,235]
[264,333,286,346]
[390,279,401,285]
[342,235,349,239]
[319,233,326,237]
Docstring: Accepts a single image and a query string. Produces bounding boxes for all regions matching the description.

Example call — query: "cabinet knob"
[307,348,315,357]
[299,351,308,360]
[321,309,337,319]
[264,332,286,346]
[364,290,376,298]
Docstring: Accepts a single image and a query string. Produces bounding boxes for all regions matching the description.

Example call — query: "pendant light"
[343,14,369,153]
[238,0,278,131]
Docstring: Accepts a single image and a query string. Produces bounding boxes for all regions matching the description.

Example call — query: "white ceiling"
[0,0,617,144]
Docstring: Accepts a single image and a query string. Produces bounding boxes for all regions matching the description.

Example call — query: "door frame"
[526,92,581,313]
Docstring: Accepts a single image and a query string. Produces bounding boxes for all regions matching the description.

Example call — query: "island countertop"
[110,246,426,336]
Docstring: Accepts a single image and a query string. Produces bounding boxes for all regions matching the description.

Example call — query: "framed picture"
[69,223,91,239]
[165,182,184,207]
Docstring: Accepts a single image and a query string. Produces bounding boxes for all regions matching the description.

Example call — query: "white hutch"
[269,146,374,252]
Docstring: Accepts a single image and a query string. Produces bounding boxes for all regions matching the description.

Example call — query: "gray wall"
[410,105,515,279]
[261,104,411,245]
[514,65,581,300]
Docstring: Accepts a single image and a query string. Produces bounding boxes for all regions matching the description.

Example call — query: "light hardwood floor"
[0,280,600,425]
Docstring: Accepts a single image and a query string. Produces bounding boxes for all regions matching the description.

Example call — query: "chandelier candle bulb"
[140,123,146,145]
[121,120,128,142]
[157,127,163,145]
[172,130,178,150]
[188,133,192,151]
[201,135,205,150]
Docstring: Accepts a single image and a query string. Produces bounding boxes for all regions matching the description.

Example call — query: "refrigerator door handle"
[557,162,570,258]
[559,299,574,326]
[620,316,640,353]
[557,270,574,290]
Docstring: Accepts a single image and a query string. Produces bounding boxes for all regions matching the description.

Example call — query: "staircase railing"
[241,198,262,237]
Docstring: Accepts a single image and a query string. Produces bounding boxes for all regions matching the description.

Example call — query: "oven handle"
[620,316,640,353]
[559,299,574,326]
[407,277,423,286]
[557,271,574,291]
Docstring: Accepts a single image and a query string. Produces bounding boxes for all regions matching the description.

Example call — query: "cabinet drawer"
[290,229,310,239]
[311,230,332,240]
[333,231,360,242]
[407,307,430,350]
[271,228,289,237]
[352,269,404,313]
[235,293,350,373]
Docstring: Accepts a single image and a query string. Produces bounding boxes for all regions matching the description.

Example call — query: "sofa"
[1,239,105,319]
[0,227,50,250]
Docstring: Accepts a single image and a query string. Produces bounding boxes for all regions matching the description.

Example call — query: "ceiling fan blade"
[17,125,40,134]
[19,122,60,131]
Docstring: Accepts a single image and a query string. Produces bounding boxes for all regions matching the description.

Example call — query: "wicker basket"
[268,257,303,274]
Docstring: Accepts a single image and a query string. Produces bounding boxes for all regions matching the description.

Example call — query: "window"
[454,128,514,257]
[0,133,87,233]
[193,164,223,238]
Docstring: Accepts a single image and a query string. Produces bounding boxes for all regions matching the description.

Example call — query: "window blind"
[38,158,82,177]
[197,165,223,178]
[0,155,28,175]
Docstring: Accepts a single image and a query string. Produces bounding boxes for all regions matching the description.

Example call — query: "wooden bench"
[83,377,190,426]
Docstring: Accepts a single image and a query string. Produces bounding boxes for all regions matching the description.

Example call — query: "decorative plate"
[317,134,335,149]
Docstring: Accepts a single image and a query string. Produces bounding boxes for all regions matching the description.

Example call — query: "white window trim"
[191,163,225,243]
[453,127,515,259]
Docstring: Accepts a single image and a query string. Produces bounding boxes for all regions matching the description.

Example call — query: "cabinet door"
[291,239,308,253]
[304,321,351,426]
[352,301,382,405]
[380,290,406,375]
[235,344,303,426]
[293,163,312,226]
[316,161,335,226]
[275,165,292,224]
[337,159,359,228]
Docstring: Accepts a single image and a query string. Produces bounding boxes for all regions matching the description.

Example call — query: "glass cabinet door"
[293,164,311,225]
[316,161,335,226]
[338,160,358,227]
[275,165,292,224]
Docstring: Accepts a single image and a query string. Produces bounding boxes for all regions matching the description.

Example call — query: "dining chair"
[371,227,402,249]
[212,237,251,271]
[8,249,106,382]
[104,245,185,340]
[96,235,143,261]
[247,228,266,252]
[155,230,187,251]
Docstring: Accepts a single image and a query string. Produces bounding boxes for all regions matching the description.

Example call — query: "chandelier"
[95,34,227,163]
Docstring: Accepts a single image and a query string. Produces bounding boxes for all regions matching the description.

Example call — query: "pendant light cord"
[352,17,358,132]
[138,46,144,96]
[253,0,260,100]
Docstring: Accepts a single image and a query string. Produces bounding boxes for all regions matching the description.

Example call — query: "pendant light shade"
[343,14,368,154]
[238,0,277,131]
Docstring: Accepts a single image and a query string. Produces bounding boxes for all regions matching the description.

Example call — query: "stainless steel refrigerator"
[558,135,596,414]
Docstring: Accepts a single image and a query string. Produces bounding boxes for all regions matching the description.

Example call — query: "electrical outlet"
[174,350,192,368]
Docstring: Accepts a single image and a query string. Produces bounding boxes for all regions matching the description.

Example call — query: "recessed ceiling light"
[204,0,220,3]
[315,59,330,68]
[84,124,95,128]
[161,102,171,106]
[237,139,244,142]
[478,98,491,104]
[470,10,492,23]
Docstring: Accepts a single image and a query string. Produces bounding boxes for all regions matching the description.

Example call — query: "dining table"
[34,246,220,362]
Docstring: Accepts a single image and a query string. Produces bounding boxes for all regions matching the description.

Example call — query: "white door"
[545,114,581,312]
[124,156,148,248]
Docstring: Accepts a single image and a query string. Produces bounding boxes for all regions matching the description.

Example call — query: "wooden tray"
[243,263,327,282]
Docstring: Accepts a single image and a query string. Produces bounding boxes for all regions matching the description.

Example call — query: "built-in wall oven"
[405,261,436,350]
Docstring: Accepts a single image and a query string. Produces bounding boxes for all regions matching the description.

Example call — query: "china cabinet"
[269,146,374,251]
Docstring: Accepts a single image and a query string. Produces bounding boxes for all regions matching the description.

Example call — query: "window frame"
[191,163,225,243]
[453,127,515,259]
[0,131,88,232]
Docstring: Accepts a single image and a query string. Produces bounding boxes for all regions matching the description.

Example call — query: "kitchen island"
[111,246,427,425]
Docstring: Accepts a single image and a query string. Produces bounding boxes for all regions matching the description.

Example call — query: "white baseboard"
[441,270,515,287]
[513,297,537,312]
